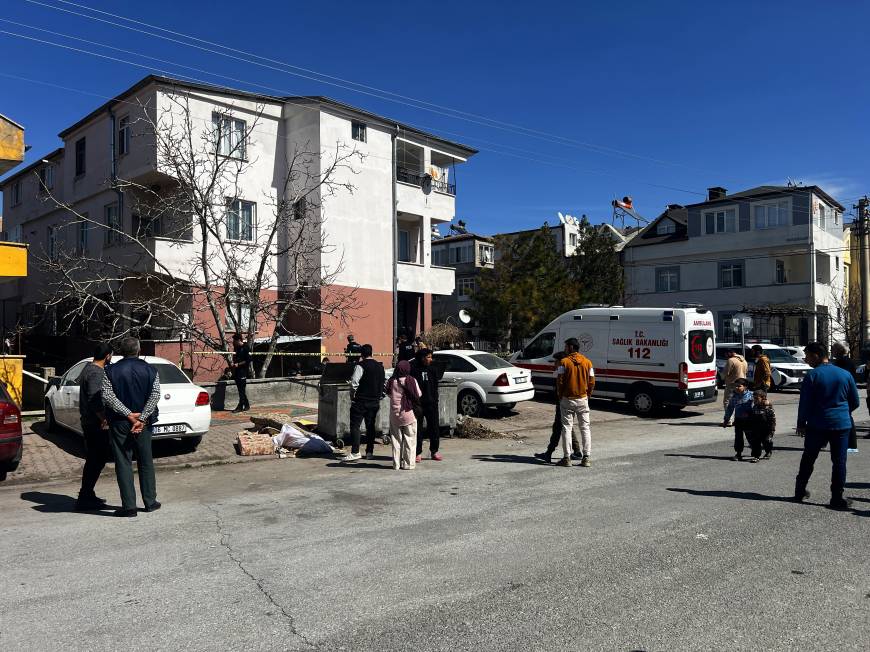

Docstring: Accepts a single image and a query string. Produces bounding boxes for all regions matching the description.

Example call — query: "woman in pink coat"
[385,360,421,470]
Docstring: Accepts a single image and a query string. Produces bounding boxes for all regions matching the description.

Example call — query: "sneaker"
[570,452,583,461]
[555,457,571,467]
[365,453,375,460]
[828,497,853,511]
[415,455,422,463]
[533,452,552,463]
[432,452,443,461]
[732,454,743,462]
[580,455,592,468]
[341,452,362,463]
[792,489,811,503]
[761,452,772,460]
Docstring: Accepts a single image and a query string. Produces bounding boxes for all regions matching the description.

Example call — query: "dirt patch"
[453,416,506,440]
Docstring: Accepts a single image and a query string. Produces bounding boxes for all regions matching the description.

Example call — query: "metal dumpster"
[317,362,458,447]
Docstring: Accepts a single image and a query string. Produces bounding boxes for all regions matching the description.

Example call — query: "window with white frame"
[104,202,122,245]
[479,243,494,264]
[38,165,54,193]
[212,113,247,159]
[457,277,476,298]
[226,199,255,241]
[77,216,88,255]
[719,260,745,288]
[432,246,448,266]
[118,115,131,156]
[655,266,680,292]
[657,219,677,235]
[753,199,789,229]
[834,210,840,226]
[568,232,579,246]
[818,204,826,229]
[703,207,736,234]
[351,121,367,143]
[451,242,473,264]
[226,297,251,331]
[47,225,57,261]
[775,259,786,284]
[11,180,22,206]
[398,229,411,262]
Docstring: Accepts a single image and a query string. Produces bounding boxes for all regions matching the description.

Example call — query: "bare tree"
[33,90,363,377]
[829,283,862,357]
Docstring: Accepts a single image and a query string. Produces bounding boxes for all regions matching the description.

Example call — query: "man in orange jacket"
[556,337,595,467]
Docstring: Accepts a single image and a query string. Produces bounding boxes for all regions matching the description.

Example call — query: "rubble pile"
[453,415,504,440]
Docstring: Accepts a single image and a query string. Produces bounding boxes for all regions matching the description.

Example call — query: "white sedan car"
[433,350,535,417]
[45,356,211,449]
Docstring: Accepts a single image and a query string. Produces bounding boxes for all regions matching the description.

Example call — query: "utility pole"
[858,196,870,355]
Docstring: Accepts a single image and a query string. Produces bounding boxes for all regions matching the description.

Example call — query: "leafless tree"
[829,283,862,357]
[33,90,363,377]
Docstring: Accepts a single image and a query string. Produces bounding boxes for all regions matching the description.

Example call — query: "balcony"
[396,166,455,195]
[397,261,455,296]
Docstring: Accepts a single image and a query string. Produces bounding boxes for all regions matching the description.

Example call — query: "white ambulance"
[510,307,717,415]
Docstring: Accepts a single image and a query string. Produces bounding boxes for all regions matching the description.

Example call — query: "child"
[749,389,776,461]
[723,378,753,461]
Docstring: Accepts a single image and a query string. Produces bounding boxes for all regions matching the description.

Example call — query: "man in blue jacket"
[794,341,860,510]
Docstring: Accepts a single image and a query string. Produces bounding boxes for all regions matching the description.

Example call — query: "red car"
[0,383,22,481]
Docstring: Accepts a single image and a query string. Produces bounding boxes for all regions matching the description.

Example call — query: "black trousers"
[234,374,250,410]
[79,422,110,498]
[545,403,580,455]
[416,402,440,455]
[349,398,380,455]
[795,427,850,499]
[109,420,157,511]
[733,418,759,456]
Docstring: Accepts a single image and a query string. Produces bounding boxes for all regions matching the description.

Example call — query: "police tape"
[190,351,394,357]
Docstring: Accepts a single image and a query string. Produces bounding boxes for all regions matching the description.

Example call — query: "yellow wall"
[0,356,24,406]
[0,242,27,277]
[0,117,25,175]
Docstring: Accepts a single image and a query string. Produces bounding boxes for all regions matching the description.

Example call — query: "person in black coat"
[410,348,444,462]
[231,333,252,412]
[342,344,385,462]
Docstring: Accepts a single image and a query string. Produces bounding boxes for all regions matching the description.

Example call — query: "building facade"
[0,75,475,379]
[623,186,846,346]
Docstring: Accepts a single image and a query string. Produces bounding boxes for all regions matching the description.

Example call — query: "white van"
[510,307,717,415]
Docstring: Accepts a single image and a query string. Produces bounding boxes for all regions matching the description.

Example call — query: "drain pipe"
[392,126,399,348]
[108,106,124,224]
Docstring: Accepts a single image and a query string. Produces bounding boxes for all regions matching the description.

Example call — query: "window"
[479,243,494,264]
[569,232,579,246]
[351,121,367,143]
[398,230,411,262]
[719,312,737,341]
[655,266,680,292]
[450,242,473,264]
[753,200,789,229]
[719,261,745,288]
[703,208,736,234]
[75,137,86,176]
[77,216,88,255]
[688,330,715,364]
[521,331,556,360]
[469,353,513,370]
[212,113,247,159]
[133,213,161,239]
[656,219,676,235]
[775,259,786,284]
[457,277,476,298]
[47,225,57,261]
[10,224,22,243]
[153,364,190,384]
[436,354,476,373]
[226,297,251,331]
[118,115,131,156]
[818,204,826,229]
[432,246,448,266]
[104,203,122,245]
[834,210,840,226]
[226,199,255,241]
[835,256,840,274]
[11,180,21,206]
[62,361,88,386]
[38,165,54,192]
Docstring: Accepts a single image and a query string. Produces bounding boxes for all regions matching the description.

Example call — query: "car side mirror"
[47,377,61,392]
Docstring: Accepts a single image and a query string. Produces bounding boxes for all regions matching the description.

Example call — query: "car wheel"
[182,435,203,452]
[629,385,658,417]
[44,402,57,433]
[458,390,483,417]
[0,469,6,482]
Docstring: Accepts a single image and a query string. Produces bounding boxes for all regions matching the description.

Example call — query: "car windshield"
[154,364,191,384]
[762,348,799,363]
[469,353,513,370]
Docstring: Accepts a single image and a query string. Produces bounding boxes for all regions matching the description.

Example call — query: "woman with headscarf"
[385,360,421,470]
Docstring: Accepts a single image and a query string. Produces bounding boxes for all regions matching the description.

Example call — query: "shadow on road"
[472,454,546,466]
[29,421,86,459]
[20,491,117,516]
[846,482,870,489]
[667,487,795,503]
[664,453,735,462]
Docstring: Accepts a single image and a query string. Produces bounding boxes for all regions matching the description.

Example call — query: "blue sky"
[1,0,867,233]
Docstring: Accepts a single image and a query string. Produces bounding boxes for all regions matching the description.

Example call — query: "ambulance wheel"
[629,385,658,417]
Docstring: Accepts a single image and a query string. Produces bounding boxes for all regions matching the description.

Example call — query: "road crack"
[206,503,318,650]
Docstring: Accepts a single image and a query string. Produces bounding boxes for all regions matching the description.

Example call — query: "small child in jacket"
[723,378,753,461]
[749,389,776,461]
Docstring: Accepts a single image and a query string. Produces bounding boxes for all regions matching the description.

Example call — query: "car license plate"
[153,424,186,434]
[691,390,705,399]
[515,376,527,384]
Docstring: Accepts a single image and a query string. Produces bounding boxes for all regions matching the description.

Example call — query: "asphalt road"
[2,394,869,651]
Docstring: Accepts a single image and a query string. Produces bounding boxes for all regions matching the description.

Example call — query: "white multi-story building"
[623,186,846,346]
[0,75,476,379]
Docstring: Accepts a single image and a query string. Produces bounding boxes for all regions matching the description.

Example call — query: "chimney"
[707,187,727,201]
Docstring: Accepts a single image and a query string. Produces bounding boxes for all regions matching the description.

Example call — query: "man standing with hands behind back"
[101,337,161,517]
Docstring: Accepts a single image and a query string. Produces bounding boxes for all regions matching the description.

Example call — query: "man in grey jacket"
[75,342,113,511]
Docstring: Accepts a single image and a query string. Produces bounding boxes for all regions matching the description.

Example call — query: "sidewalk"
[2,402,317,488]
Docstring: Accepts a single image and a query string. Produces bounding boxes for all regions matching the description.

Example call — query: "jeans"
[109,420,157,511]
[560,397,591,458]
[795,427,850,499]
[79,421,110,498]
[234,374,250,410]
[416,402,441,456]
[349,398,380,455]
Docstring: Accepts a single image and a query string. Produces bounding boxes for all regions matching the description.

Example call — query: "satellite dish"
[558,212,566,224]
[458,309,472,324]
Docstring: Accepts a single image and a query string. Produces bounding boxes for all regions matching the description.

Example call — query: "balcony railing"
[396,166,456,195]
